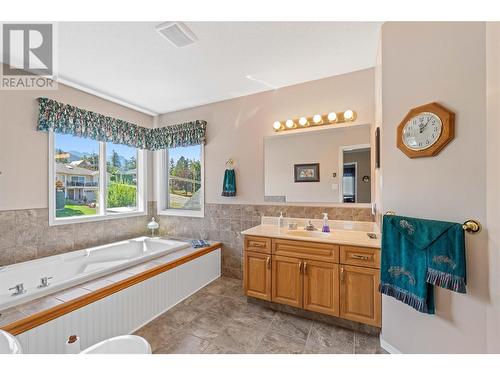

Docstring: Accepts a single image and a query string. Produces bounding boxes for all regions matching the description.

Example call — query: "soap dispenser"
[322,213,330,233]
[278,212,285,228]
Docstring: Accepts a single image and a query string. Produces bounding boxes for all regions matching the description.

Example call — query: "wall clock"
[397,102,455,158]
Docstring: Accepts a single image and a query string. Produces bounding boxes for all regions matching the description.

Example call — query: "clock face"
[402,111,443,151]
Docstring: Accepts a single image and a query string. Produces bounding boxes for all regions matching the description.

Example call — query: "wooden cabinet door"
[340,265,381,327]
[272,255,303,308]
[244,251,272,300]
[303,260,339,317]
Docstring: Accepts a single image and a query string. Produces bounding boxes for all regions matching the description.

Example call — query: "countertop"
[241,224,381,248]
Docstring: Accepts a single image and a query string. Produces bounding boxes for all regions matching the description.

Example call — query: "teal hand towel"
[221,169,236,197]
[379,214,466,314]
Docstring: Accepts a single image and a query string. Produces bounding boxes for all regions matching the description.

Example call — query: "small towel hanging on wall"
[222,159,236,197]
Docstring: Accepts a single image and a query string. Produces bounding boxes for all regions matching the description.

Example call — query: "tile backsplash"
[0,202,374,279]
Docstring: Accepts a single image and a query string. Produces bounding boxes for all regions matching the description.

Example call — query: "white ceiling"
[57,22,382,115]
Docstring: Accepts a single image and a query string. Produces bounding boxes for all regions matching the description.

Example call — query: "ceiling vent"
[155,22,198,48]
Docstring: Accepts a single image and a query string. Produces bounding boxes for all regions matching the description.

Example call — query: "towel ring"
[226,158,235,168]
[384,211,481,234]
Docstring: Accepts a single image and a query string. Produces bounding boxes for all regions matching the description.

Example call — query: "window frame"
[155,144,205,218]
[48,130,148,226]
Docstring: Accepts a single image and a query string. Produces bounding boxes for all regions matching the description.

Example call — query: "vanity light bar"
[272,110,357,132]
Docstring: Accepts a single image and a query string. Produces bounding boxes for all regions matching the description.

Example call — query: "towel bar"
[384,211,482,234]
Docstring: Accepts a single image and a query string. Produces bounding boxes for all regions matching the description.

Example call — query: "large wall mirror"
[264,125,372,204]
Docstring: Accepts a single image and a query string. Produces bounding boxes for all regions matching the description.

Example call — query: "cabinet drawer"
[340,246,380,269]
[272,238,339,263]
[245,236,271,254]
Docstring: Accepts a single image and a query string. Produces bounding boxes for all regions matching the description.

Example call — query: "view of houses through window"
[55,134,100,217]
[54,134,139,219]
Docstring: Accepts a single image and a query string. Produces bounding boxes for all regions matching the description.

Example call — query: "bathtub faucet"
[38,276,53,288]
[9,283,26,296]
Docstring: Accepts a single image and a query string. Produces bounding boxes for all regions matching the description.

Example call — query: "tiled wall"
[0,202,374,279]
[0,207,151,267]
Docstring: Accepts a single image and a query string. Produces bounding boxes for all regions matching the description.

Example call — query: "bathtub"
[0,236,191,311]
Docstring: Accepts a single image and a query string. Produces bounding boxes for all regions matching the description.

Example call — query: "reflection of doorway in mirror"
[340,145,371,203]
[343,163,357,203]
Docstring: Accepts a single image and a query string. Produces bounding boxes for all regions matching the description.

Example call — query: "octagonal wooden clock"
[397,102,455,158]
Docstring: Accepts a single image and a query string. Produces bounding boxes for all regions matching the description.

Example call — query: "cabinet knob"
[303,262,308,274]
[340,266,344,281]
[266,256,271,269]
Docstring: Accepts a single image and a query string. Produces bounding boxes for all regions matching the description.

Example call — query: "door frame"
[338,143,370,202]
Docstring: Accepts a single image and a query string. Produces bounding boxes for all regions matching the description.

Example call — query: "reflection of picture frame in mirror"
[294,163,320,182]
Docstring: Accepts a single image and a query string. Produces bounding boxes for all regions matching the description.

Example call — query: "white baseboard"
[380,338,402,354]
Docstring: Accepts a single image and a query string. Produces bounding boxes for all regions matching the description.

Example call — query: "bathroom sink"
[286,230,330,238]
[80,335,152,354]
[0,329,23,354]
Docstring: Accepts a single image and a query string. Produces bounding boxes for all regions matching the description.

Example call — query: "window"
[106,142,138,214]
[157,144,204,217]
[49,131,147,225]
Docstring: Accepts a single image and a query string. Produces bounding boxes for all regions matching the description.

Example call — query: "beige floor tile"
[268,312,313,341]
[304,321,354,354]
[153,332,209,354]
[354,332,385,354]
[211,320,267,353]
[254,331,306,354]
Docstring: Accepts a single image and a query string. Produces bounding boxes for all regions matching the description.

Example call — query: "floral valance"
[37,97,206,150]
[147,120,206,150]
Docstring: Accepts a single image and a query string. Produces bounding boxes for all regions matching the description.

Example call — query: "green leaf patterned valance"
[37,97,206,150]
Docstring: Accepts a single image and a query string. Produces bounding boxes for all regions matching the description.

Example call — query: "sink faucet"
[9,283,26,296]
[304,220,317,231]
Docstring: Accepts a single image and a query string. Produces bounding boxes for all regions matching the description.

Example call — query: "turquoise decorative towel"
[221,169,236,197]
[379,214,466,314]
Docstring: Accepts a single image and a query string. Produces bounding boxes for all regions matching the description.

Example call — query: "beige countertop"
[241,224,381,248]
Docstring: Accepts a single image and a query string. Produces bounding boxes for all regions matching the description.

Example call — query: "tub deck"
[0,240,222,336]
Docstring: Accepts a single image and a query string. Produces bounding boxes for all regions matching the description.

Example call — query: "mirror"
[264,125,372,204]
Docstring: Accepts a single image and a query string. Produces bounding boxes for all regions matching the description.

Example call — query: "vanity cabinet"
[272,255,303,307]
[244,236,381,327]
[303,260,339,316]
[339,264,381,326]
[244,251,272,300]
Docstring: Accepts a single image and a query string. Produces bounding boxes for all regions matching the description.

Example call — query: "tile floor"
[134,277,385,354]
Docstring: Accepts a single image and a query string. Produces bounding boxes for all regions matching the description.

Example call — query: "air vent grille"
[156,22,197,48]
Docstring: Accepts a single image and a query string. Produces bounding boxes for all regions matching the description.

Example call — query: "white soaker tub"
[0,236,191,310]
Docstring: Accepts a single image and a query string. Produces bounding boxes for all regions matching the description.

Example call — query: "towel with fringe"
[379,214,466,314]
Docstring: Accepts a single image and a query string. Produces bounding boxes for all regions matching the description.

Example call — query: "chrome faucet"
[38,276,53,288]
[305,220,317,231]
[9,283,26,296]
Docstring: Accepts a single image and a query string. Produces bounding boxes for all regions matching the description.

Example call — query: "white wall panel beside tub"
[15,249,221,354]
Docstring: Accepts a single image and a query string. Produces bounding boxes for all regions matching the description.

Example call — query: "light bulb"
[273,121,282,130]
[285,119,294,128]
[344,110,354,121]
[327,112,338,122]
[298,117,308,126]
[312,114,322,124]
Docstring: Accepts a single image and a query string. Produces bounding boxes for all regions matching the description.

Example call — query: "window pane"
[106,142,138,213]
[167,145,202,210]
[55,134,99,218]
